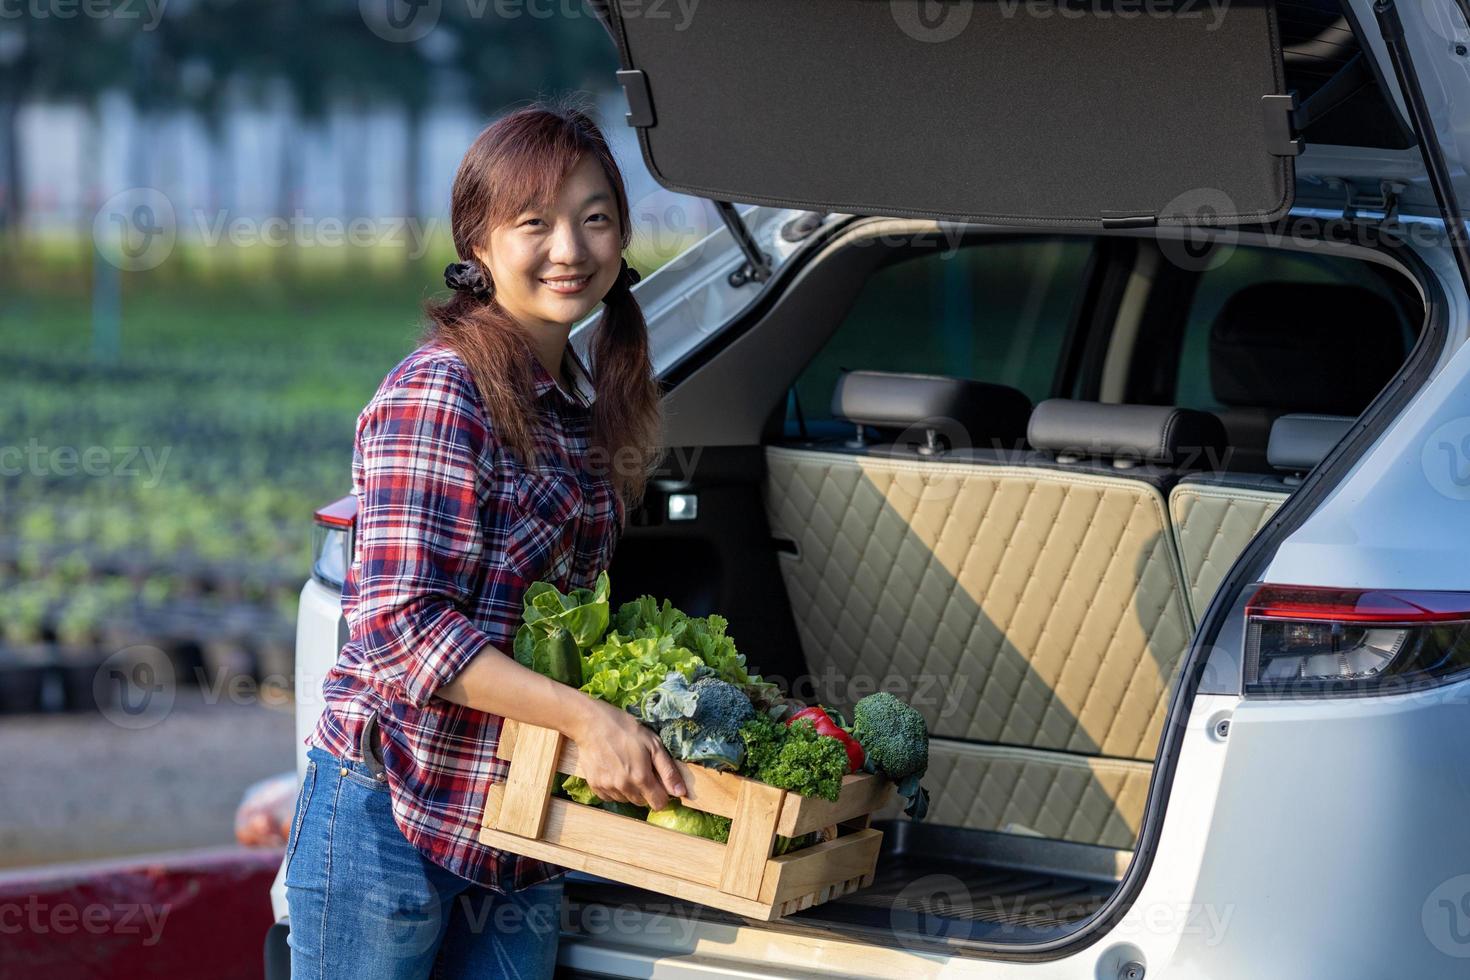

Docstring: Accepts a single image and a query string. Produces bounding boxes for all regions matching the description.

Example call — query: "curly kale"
[737,716,847,802]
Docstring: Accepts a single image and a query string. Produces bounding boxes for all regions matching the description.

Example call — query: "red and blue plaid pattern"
[310,340,624,891]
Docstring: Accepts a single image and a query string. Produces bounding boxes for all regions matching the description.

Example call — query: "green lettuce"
[577,596,772,710]
[513,571,611,674]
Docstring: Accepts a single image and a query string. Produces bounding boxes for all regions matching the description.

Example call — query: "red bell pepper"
[786,706,865,773]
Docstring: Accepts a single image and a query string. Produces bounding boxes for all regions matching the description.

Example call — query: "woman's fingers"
[640,778,668,813]
[577,721,687,811]
[651,747,687,800]
[632,750,668,811]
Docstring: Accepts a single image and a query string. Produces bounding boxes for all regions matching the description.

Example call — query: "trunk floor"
[786,847,1117,944]
[563,822,1126,948]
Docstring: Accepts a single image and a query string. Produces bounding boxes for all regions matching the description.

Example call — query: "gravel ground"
[0,687,297,869]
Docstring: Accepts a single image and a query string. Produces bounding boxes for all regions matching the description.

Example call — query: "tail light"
[1243,585,1470,697]
[311,495,357,589]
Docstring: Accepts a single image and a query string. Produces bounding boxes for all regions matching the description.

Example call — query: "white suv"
[269,0,1470,976]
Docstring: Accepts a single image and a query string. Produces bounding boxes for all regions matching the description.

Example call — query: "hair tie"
[445,260,493,301]
[609,257,642,299]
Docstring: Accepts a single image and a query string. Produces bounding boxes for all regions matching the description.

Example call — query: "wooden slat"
[498,721,747,819]
[492,724,562,838]
[758,829,884,906]
[718,780,784,899]
[496,718,520,761]
[479,821,786,921]
[487,784,728,888]
[775,773,894,837]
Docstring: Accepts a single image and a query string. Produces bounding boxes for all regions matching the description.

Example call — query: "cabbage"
[645,800,732,843]
[560,775,647,820]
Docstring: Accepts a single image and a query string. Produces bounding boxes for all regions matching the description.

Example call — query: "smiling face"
[474,153,624,336]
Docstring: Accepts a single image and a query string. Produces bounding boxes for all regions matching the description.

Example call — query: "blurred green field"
[0,237,668,700]
[0,242,456,690]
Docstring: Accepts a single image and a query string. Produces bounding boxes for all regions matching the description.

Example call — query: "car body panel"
[1263,214,1470,590]
[1166,676,1470,979]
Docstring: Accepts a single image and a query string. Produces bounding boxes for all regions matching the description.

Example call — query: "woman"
[284,100,685,979]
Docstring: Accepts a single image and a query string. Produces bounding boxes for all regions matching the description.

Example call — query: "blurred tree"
[0,0,623,254]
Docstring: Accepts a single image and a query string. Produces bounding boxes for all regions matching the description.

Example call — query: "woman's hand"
[570,698,686,811]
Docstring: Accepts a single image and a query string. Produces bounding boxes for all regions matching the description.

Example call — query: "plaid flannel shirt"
[309,340,625,891]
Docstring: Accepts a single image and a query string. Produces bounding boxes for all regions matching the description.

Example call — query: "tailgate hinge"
[1323,177,1407,225]
[714,201,773,287]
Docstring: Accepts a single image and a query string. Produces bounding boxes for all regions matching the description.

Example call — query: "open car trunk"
[582,211,1430,959]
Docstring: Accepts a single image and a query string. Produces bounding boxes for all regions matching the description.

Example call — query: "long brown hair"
[420,97,664,518]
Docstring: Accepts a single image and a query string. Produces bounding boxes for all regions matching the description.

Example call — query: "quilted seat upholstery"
[871,738,1153,850]
[764,445,1198,847]
[1168,482,1286,620]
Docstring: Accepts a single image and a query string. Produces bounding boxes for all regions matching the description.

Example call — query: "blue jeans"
[284,745,563,980]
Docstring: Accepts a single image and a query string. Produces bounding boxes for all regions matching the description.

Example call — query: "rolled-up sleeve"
[348,359,499,709]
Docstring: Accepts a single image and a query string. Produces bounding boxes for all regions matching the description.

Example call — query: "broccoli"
[640,669,756,771]
[850,692,931,820]
[688,675,756,729]
[738,716,848,802]
[638,668,705,724]
[850,692,929,780]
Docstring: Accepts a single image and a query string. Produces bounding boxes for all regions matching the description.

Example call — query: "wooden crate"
[479,719,894,920]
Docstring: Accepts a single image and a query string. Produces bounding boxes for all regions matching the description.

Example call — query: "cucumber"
[545,627,583,688]
[543,627,582,796]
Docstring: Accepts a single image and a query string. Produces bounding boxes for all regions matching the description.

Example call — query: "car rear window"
[1172,246,1420,413]
[786,237,1092,434]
